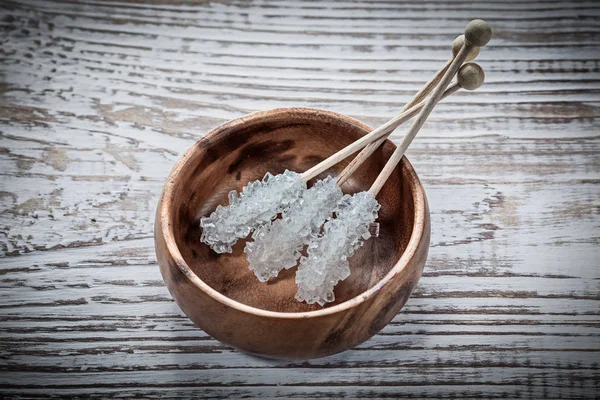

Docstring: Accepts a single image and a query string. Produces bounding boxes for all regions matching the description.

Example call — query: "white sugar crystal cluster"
[244,176,343,282]
[295,191,380,306]
[200,170,306,253]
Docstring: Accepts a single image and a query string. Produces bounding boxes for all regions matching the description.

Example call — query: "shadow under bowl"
[155,107,430,360]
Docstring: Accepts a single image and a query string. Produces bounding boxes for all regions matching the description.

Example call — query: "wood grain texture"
[0,0,598,398]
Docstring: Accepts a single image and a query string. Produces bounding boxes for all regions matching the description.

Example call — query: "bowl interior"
[168,109,416,313]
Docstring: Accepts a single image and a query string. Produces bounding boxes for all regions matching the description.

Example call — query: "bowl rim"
[158,107,427,319]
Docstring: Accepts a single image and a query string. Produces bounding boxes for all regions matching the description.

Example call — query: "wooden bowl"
[155,108,430,360]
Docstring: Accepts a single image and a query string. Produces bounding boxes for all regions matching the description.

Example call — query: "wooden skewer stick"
[300,32,482,184]
[369,20,492,196]
[300,85,458,183]
[336,34,479,186]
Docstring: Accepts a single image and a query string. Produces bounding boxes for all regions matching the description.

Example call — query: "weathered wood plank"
[0,385,594,400]
[1,0,599,398]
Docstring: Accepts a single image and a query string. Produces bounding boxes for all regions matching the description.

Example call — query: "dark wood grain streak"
[0,0,599,398]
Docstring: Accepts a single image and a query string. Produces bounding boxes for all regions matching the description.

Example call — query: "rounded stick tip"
[464,19,493,47]
[457,62,485,90]
[452,35,480,61]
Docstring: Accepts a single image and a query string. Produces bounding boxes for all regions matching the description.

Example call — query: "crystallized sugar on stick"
[295,192,381,306]
[245,176,343,282]
[200,170,306,253]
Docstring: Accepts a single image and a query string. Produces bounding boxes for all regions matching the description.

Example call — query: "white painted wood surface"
[0,0,598,398]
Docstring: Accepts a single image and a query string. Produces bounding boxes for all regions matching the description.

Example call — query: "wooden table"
[1,1,598,398]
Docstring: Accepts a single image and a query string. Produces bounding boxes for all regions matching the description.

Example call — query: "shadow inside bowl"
[169,110,415,313]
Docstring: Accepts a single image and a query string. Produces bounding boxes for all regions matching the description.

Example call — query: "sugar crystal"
[295,191,380,306]
[200,170,306,253]
[244,176,343,282]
